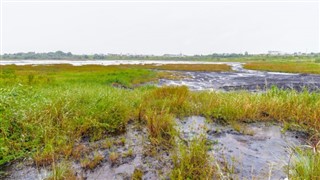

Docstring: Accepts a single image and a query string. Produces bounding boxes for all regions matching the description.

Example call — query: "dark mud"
[159,63,320,91]
[177,116,306,180]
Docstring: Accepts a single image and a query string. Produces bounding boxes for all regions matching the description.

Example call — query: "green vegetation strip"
[244,62,320,74]
[1,64,319,179]
[122,64,232,72]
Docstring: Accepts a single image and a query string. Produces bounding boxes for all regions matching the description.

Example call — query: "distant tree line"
[1,51,88,60]
[1,51,319,61]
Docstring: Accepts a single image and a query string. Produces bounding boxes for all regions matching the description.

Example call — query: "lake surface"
[0,59,229,66]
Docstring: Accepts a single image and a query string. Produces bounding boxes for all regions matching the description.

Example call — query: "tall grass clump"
[143,86,193,117]
[290,149,320,179]
[144,109,176,146]
[138,86,192,146]
[194,87,320,131]
[47,161,77,180]
[171,137,215,179]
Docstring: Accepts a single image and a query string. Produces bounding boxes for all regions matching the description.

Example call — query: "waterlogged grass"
[244,62,320,74]
[1,64,320,179]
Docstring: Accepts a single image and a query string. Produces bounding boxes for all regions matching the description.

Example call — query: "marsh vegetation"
[244,62,320,74]
[0,63,319,179]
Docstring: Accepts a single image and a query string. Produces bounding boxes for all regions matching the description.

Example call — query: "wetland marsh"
[1,60,319,179]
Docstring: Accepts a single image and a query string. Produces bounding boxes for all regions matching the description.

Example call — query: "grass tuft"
[131,168,143,180]
[144,109,176,146]
[47,161,77,180]
[80,152,104,170]
[290,149,320,179]
[109,152,120,165]
[171,137,215,179]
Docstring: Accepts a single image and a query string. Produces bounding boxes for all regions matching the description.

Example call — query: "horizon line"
[1,51,319,56]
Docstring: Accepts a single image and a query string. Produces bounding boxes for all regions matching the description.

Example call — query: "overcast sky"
[1,0,319,55]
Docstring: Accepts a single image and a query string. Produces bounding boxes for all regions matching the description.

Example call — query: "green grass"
[195,87,320,130]
[0,64,159,87]
[1,64,320,178]
[290,148,320,179]
[171,137,215,179]
[132,168,143,180]
[0,64,155,166]
[244,62,320,74]
[122,64,232,72]
[47,161,77,180]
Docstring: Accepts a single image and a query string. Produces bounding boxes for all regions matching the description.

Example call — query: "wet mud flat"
[4,117,307,180]
[177,116,306,179]
[159,63,320,92]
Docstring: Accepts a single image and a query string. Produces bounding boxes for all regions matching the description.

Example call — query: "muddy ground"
[3,117,306,180]
[159,63,320,91]
[3,122,172,180]
[178,116,306,179]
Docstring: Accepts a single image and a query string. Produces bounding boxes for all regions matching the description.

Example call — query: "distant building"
[163,53,185,57]
[268,51,285,55]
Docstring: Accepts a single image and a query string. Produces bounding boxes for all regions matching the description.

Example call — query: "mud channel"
[159,63,320,91]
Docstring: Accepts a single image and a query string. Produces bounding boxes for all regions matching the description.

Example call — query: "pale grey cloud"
[1,1,319,55]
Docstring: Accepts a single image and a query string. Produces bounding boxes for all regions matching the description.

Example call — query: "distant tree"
[93,54,105,60]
